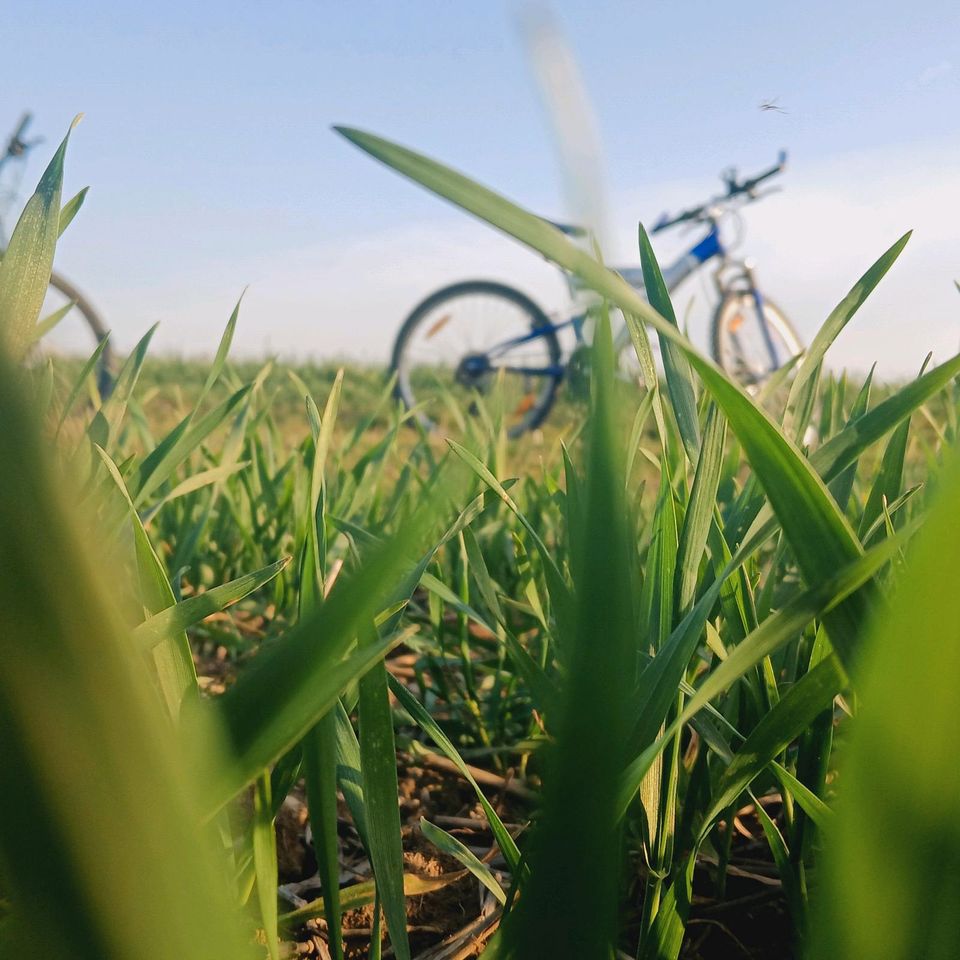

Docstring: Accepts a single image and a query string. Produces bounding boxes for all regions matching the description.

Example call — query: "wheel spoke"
[392,283,562,435]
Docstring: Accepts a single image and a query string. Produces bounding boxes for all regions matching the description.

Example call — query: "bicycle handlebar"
[651,150,787,234]
[3,112,40,164]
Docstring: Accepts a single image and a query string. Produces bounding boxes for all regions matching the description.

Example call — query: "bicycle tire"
[391,280,562,437]
[711,291,802,386]
[47,270,114,396]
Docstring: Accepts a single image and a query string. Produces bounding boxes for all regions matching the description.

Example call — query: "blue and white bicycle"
[391,152,803,436]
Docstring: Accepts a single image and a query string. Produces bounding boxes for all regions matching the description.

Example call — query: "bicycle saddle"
[540,217,587,238]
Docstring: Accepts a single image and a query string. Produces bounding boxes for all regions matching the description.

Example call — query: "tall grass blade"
[502,313,634,959]
[336,126,874,669]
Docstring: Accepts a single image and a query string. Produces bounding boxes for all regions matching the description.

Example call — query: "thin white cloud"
[77,142,959,379]
[913,60,953,89]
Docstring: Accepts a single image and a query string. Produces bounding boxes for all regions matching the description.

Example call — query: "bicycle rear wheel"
[391,280,562,437]
[39,271,113,395]
[712,292,802,386]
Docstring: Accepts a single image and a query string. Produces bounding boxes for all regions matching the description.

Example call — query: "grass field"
[2,122,960,960]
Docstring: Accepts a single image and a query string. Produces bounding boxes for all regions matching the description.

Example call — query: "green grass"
[2,120,960,960]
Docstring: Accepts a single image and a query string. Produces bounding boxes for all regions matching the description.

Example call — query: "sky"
[4,0,959,375]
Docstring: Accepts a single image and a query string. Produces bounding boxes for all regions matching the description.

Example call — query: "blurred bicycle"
[391,152,802,436]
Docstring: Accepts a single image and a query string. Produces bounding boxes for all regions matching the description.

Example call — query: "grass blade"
[252,772,281,960]
[784,233,911,436]
[95,445,199,719]
[0,120,74,359]
[388,676,522,874]
[133,558,289,651]
[638,223,700,462]
[358,657,411,960]
[420,818,506,905]
[58,186,89,237]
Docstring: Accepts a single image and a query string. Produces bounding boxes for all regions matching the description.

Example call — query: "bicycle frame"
[476,213,789,383]
[476,221,749,379]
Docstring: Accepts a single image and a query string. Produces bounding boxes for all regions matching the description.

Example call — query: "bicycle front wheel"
[391,280,562,437]
[711,292,802,386]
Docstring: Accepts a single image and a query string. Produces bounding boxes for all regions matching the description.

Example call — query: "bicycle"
[0,113,112,393]
[390,152,803,436]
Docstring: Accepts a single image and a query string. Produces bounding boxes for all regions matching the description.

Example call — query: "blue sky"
[4,0,959,373]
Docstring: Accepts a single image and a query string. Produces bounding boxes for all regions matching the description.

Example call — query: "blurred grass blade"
[202,486,456,809]
[203,620,402,811]
[0,346,250,960]
[299,372,347,960]
[503,314,634,960]
[810,452,960,959]
[522,7,608,242]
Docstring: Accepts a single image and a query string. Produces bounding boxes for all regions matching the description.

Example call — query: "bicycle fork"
[717,259,782,376]
[743,261,781,374]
